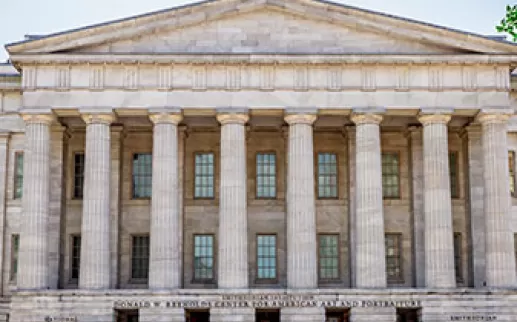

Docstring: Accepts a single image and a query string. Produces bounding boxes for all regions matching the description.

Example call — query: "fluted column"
[418,112,455,288]
[217,110,249,288]
[79,112,114,289]
[351,111,387,288]
[148,109,183,289]
[285,112,318,289]
[18,112,54,290]
[477,111,517,288]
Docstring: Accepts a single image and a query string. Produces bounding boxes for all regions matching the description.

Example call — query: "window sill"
[122,199,151,206]
[129,278,148,285]
[254,278,278,285]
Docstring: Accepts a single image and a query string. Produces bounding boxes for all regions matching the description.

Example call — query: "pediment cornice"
[6,0,517,55]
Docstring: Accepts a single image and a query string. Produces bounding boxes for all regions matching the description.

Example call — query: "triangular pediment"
[7,0,517,55]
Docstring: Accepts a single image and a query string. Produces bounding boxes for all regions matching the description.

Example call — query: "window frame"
[72,152,85,199]
[381,152,401,200]
[316,152,339,200]
[453,232,463,284]
[510,151,516,197]
[385,232,404,284]
[317,233,341,282]
[131,152,153,200]
[13,151,23,200]
[255,234,278,283]
[255,151,277,199]
[192,234,215,283]
[130,234,150,283]
[193,152,216,200]
[10,234,19,283]
[449,151,460,199]
[70,234,81,282]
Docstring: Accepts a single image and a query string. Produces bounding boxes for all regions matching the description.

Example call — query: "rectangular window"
[13,152,23,199]
[256,235,276,280]
[131,235,149,280]
[132,153,152,199]
[510,151,515,196]
[454,233,463,283]
[71,235,81,280]
[385,233,403,283]
[449,152,459,198]
[318,234,339,280]
[382,153,400,199]
[10,234,19,282]
[194,153,214,199]
[193,234,214,281]
[317,153,338,199]
[73,153,85,199]
[256,153,276,198]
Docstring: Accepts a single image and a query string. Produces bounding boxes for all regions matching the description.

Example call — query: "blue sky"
[0,0,511,60]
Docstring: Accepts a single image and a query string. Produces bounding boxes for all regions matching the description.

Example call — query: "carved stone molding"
[81,113,116,125]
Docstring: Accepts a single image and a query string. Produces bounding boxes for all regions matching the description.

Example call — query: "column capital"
[20,109,56,125]
[216,112,249,125]
[80,111,115,125]
[350,113,383,125]
[149,109,183,125]
[284,113,317,125]
[476,109,513,125]
[418,114,451,126]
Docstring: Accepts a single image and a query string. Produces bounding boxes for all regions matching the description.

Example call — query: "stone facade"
[2,0,517,321]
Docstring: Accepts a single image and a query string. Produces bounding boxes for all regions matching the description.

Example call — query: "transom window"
[257,235,276,280]
[132,153,152,199]
[449,152,459,198]
[131,235,149,281]
[73,153,85,199]
[194,234,214,281]
[385,233,403,283]
[71,235,81,280]
[510,151,515,196]
[256,153,276,198]
[454,233,463,284]
[10,234,19,282]
[382,153,400,199]
[13,152,23,199]
[318,234,339,280]
[317,153,338,199]
[194,153,215,199]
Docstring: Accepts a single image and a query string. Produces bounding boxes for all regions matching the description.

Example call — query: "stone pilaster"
[418,112,456,288]
[408,126,425,288]
[350,111,387,288]
[477,111,517,288]
[464,124,486,288]
[281,307,324,322]
[110,126,123,289]
[346,127,357,287]
[148,109,183,289]
[0,132,9,295]
[140,308,184,322]
[18,112,54,290]
[210,308,254,322]
[285,112,318,289]
[217,111,249,289]
[79,112,114,289]
[350,307,397,322]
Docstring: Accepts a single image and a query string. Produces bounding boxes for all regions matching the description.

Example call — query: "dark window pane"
[132,153,152,199]
[454,233,463,283]
[194,153,215,198]
[449,152,459,199]
[257,235,276,280]
[385,233,403,284]
[10,234,19,282]
[382,153,400,199]
[131,235,149,280]
[13,152,23,199]
[73,153,85,199]
[318,234,339,280]
[194,235,214,280]
[71,235,81,280]
[317,153,338,198]
[256,153,276,198]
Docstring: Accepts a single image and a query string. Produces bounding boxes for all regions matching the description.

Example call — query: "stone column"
[110,126,123,289]
[350,110,387,288]
[346,127,357,287]
[79,112,114,289]
[477,111,517,288]
[18,112,54,290]
[418,112,456,288]
[285,112,318,289]
[217,110,249,289]
[148,109,183,289]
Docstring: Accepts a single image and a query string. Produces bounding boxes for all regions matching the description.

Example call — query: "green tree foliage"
[497,5,517,41]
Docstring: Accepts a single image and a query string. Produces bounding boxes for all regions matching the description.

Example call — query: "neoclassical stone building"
[1,0,517,321]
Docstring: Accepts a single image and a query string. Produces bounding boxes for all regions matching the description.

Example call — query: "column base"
[140,308,184,322]
[281,307,325,322]
[210,307,255,322]
[349,307,396,322]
